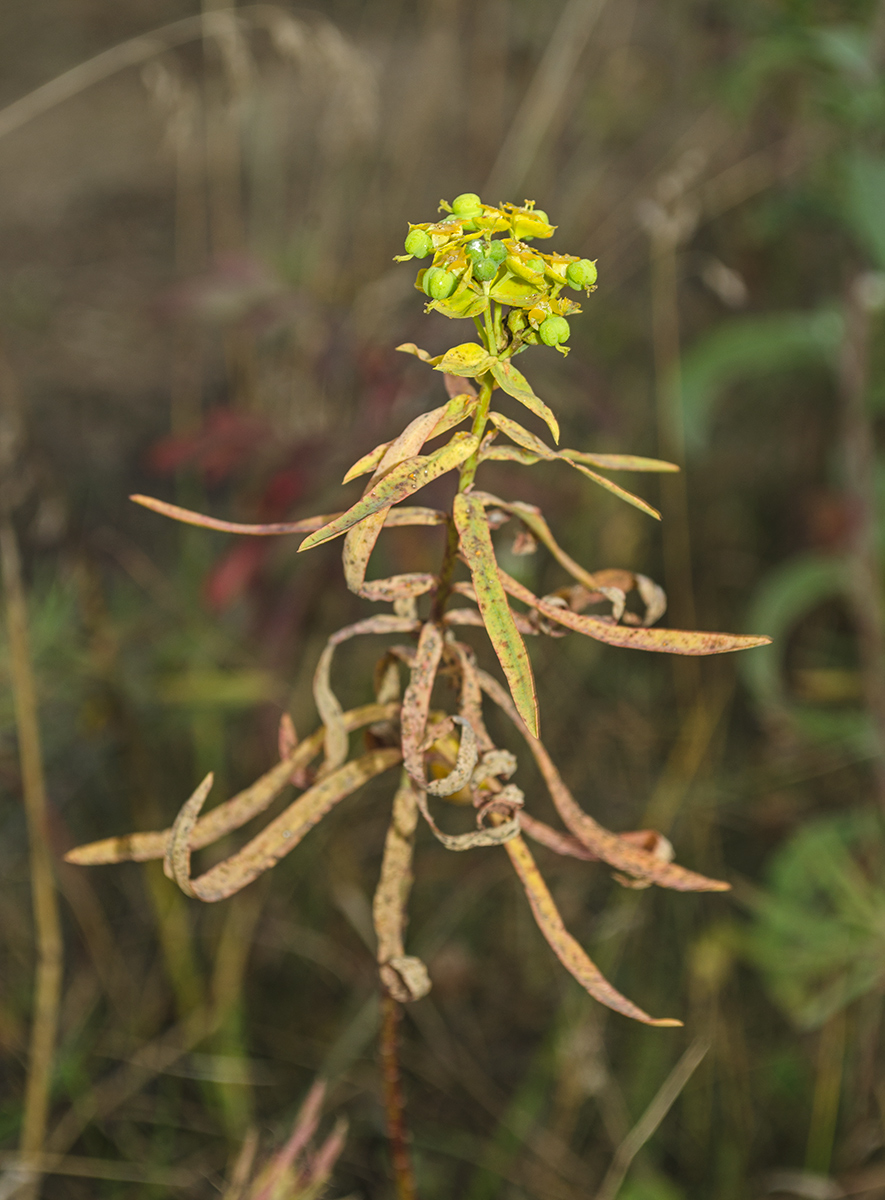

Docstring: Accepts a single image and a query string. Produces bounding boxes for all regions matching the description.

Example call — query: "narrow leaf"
[560,450,679,473]
[478,668,731,893]
[453,492,539,737]
[434,342,496,378]
[416,784,521,851]
[299,432,478,552]
[163,773,214,896]
[565,459,661,520]
[131,495,339,535]
[478,446,542,465]
[396,342,441,364]
[490,360,560,443]
[401,622,444,787]
[313,642,348,776]
[184,748,402,901]
[425,716,478,797]
[373,770,419,966]
[64,701,401,865]
[384,507,448,527]
[499,569,770,656]
[342,440,391,484]
[506,834,682,1026]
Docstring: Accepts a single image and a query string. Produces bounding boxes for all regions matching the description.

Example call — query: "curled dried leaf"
[163,772,214,897]
[380,956,432,1003]
[401,622,444,788]
[477,669,729,893]
[131,495,339,536]
[181,748,402,901]
[505,833,681,1026]
[65,701,401,866]
[447,640,495,753]
[425,716,478,797]
[414,785,521,851]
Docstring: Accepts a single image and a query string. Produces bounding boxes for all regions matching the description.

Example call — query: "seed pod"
[404,228,433,259]
[487,240,507,263]
[566,259,597,289]
[525,257,545,274]
[472,256,498,283]
[423,267,458,299]
[538,315,570,346]
[465,239,485,261]
[452,193,483,219]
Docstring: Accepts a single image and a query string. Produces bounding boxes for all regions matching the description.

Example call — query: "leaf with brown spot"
[453,492,539,738]
[505,834,681,1026]
[372,771,431,1002]
[489,360,560,443]
[299,432,478,552]
[477,669,730,893]
[498,569,770,656]
[163,773,214,896]
[447,640,495,752]
[434,342,496,378]
[64,702,401,866]
[182,748,403,901]
[478,445,543,466]
[414,784,521,851]
[401,622,444,788]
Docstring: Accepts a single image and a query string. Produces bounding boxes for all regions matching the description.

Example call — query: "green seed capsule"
[525,257,545,274]
[423,267,458,300]
[487,240,507,263]
[566,259,597,289]
[538,315,570,346]
[404,228,433,258]
[465,240,485,261]
[532,210,549,225]
[472,256,498,282]
[452,192,483,218]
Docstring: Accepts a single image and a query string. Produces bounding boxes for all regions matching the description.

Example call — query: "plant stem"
[380,993,417,1200]
[1,519,63,1200]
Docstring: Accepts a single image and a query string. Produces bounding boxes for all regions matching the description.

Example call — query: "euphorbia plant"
[67,194,769,1191]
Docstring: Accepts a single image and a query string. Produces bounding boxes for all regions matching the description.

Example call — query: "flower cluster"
[397,193,597,354]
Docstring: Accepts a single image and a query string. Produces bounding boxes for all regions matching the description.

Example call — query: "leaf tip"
[652,1017,684,1028]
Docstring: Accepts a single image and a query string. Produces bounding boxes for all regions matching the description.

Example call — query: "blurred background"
[2,0,885,1196]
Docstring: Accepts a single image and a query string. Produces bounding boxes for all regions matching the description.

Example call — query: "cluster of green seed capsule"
[397,193,597,354]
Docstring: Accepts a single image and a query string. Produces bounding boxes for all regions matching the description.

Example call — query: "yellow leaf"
[434,342,497,378]
[490,360,559,443]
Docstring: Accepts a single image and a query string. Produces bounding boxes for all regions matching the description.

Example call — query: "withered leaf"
[64,701,401,866]
[177,748,403,901]
[401,622,444,788]
[505,833,681,1026]
[490,360,560,443]
[453,492,539,738]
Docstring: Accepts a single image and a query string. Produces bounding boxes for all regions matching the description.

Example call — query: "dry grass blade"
[594,1038,710,1200]
[453,492,539,737]
[477,670,729,892]
[65,702,400,865]
[401,622,444,787]
[0,520,63,1200]
[299,433,479,552]
[176,748,403,901]
[505,834,681,1026]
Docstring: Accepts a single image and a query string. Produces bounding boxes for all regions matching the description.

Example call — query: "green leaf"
[435,343,496,378]
[453,492,539,737]
[680,310,843,451]
[299,432,478,552]
[490,360,560,443]
[844,152,885,270]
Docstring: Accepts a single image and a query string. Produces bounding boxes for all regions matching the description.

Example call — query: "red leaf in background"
[149,409,271,484]
[204,539,269,611]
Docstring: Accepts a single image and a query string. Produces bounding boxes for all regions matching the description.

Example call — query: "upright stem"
[380,993,417,1200]
[1,520,63,1200]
